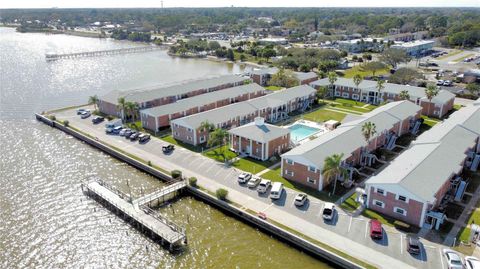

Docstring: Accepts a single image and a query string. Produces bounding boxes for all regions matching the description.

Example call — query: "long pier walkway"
[133,180,187,207]
[82,179,186,250]
[46,46,163,61]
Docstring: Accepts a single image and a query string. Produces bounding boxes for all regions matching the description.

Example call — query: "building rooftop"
[140,83,265,117]
[391,40,435,48]
[282,101,422,169]
[100,75,250,105]
[229,118,290,143]
[293,71,318,82]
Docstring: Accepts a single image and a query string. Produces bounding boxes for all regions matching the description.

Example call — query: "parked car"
[405,234,421,255]
[124,130,133,138]
[369,219,383,240]
[247,176,261,188]
[443,80,453,86]
[129,132,140,141]
[237,172,252,184]
[465,256,480,269]
[269,182,283,200]
[257,179,271,193]
[77,108,90,115]
[322,203,335,220]
[294,193,308,207]
[437,80,445,86]
[119,128,131,136]
[80,111,91,119]
[442,249,464,269]
[138,134,151,143]
[91,116,104,124]
[162,144,175,153]
[105,119,122,129]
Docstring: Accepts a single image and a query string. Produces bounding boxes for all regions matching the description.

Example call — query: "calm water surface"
[0,27,332,269]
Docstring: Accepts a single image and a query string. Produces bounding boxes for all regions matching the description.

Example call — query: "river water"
[0,27,332,269]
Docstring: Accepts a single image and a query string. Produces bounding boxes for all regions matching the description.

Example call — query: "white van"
[269,182,283,200]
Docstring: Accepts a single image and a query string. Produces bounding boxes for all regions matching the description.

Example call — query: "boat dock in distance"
[45,46,163,61]
[82,179,187,250]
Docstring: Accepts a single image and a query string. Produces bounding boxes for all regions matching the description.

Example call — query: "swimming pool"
[288,124,321,142]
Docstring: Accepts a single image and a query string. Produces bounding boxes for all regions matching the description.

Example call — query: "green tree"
[261,48,276,62]
[399,90,410,100]
[316,86,328,103]
[125,101,139,122]
[216,188,228,200]
[424,85,439,116]
[388,68,420,85]
[208,128,229,161]
[200,120,215,132]
[361,121,377,146]
[327,71,338,92]
[375,79,385,104]
[117,97,127,122]
[466,83,480,96]
[208,41,221,51]
[363,61,387,77]
[380,48,410,68]
[269,69,299,88]
[353,74,363,97]
[322,154,348,195]
[226,49,235,61]
[88,95,99,111]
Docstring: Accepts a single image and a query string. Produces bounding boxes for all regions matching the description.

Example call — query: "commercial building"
[139,83,265,131]
[281,101,422,191]
[250,67,317,86]
[365,99,480,229]
[170,85,316,146]
[310,78,454,118]
[391,40,435,57]
[337,38,384,53]
[229,117,291,161]
[98,75,250,117]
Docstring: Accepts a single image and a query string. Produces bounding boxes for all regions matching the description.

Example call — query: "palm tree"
[316,86,328,104]
[200,120,215,133]
[353,74,363,102]
[375,79,385,104]
[323,154,348,195]
[208,128,230,162]
[424,84,439,116]
[361,121,377,146]
[327,71,338,95]
[399,90,410,100]
[117,97,127,122]
[88,95,99,111]
[124,101,139,122]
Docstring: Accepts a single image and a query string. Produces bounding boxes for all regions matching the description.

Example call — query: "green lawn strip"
[453,104,463,111]
[437,50,462,60]
[340,192,360,212]
[457,200,480,243]
[327,105,367,114]
[203,145,238,163]
[161,135,203,153]
[302,108,347,123]
[343,65,390,78]
[231,157,279,174]
[265,85,283,91]
[420,116,441,127]
[453,53,475,63]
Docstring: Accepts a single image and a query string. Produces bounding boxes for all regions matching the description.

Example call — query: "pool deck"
[286,119,330,145]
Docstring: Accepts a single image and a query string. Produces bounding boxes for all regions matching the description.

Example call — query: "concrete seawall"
[35,113,365,269]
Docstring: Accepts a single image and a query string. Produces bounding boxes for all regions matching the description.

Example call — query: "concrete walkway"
[255,162,281,176]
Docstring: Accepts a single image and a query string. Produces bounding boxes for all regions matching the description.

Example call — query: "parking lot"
[56,106,448,269]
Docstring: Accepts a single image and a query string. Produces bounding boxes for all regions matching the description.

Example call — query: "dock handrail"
[133,180,187,206]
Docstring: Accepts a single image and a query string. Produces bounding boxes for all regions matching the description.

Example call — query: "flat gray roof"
[229,121,290,143]
[140,83,265,117]
[293,71,317,81]
[100,75,250,105]
[171,85,316,129]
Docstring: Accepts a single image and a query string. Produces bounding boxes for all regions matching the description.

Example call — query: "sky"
[1,0,479,8]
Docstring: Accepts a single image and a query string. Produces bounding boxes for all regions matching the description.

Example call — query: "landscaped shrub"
[106,115,114,121]
[188,177,198,187]
[63,120,69,126]
[216,188,228,201]
[147,160,152,166]
[48,115,56,121]
[171,170,182,179]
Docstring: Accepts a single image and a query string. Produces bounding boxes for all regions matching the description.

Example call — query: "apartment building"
[250,67,317,86]
[310,78,454,118]
[281,101,422,191]
[365,99,480,229]
[139,83,265,131]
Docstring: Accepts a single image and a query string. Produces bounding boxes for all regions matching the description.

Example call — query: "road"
[56,106,449,269]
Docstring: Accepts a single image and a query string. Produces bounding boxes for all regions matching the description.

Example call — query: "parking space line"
[317,204,324,218]
[400,234,403,254]
[439,248,445,269]
[365,221,368,238]
[348,216,353,232]
[262,203,274,212]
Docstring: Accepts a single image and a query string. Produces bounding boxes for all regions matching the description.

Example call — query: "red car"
[369,219,383,240]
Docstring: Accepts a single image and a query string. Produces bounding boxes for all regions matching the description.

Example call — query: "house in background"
[250,67,317,86]
[281,101,422,191]
[229,117,291,161]
[310,77,455,118]
[365,99,480,229]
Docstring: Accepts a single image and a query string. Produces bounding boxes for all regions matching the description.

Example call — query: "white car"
[257,179,271,193]
[237,172,252,184]
[466,256,480,269]
[119,128,131,136]
[322,203,335,220]
[294,193,308,207]
[80,111,91,119]
[437,80,444,86]
[247,176,261,188]
[442,249,464,269]
[269,182,283,200]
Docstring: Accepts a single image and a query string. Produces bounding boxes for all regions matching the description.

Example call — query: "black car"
[162,144,175,153]
[406,235,421,255]
[138,134,151,143]
[91,116,104,124]
[129,132,140,141]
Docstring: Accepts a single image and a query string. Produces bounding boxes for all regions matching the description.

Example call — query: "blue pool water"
[288,124,320,142]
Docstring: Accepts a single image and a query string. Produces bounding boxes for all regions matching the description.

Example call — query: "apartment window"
[335,91,341,97]
[188,128,192,132]
[285,170,294,177]
[352,94,359,100]
[286,159,294,165]
[397,195,408,202]
[376,188,385,195]
[307,177,316,184]
[394,207,407,216]
[308,166,316,172]
[199,136,206,143]
[342,92,350,98]
[373,200,385,208]
[174,132,179,136]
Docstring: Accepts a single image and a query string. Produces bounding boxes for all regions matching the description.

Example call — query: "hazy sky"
[1,0,479,8]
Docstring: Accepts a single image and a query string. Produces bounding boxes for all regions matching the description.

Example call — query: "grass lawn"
[457,200,480,243]
[421,115,441,127]
[328,103,369,114]
[261,167,342,202]
[203,145,238,163]
[161,135,202,153]
[453,53,475,63]
[437,50,461,60]
[231,157,279,174]
[265,85,283,91]
[340,192,360,212]
[302,107,347,123]
[453,104,463,111]
[343,65,390,78]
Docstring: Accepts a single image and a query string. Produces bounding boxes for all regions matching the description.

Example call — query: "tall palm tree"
[316,86,328,104]
[88,95,99,111]
[361,121,377,146]
[208,128,230,162]
[200,120,215,133]
[399,90,410,100]
[327,71,338,95]
[375,79,385,104]
[124,101,139,122]
[117,97,127,122]
[353,74,363,102]
[323,154,348,195]
[425,84,439,116]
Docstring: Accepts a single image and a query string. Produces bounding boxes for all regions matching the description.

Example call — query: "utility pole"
[161,0,164,8]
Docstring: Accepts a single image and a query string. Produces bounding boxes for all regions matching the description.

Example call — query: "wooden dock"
[133,180,187,207]
[46,46,163,61]
[82,179,186,250]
